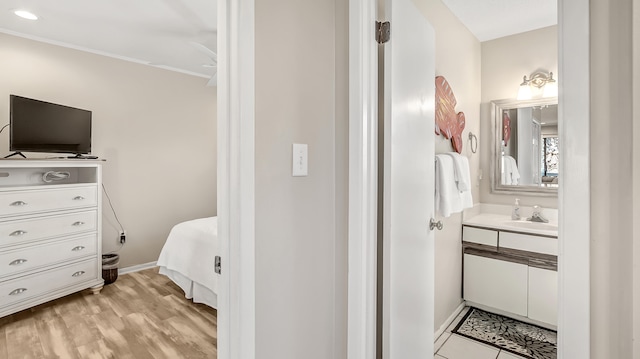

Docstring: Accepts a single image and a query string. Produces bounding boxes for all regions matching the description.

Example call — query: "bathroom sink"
[503,220,558,232]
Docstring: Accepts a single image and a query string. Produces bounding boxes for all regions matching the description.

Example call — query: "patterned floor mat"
[452,307,557,359]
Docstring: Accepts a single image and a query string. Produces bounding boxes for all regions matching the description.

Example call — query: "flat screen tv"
[9,95,92,156]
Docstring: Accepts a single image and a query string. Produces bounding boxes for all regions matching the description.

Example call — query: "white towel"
[501,155,520,185]
[435,154,473,217]
[444,152,471,191]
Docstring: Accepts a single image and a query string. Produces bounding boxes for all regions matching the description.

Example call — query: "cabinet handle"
[9,201,27,207]
[10,230,27,236]
[72,271,85,277]
[9,259,27,266]
[72,221,85,227]
[73,196,85,201]
[71,246,85,252]
[9,288,27,296]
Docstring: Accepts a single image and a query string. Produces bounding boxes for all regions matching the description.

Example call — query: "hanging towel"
[501,155,520,185]
[435,154,474,217]
[444,152,471,191]
[435,154,462,217]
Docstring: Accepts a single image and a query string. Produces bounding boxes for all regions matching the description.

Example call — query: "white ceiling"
[0,0,554,83]
[440,0,557,42]
[0,0,217,81]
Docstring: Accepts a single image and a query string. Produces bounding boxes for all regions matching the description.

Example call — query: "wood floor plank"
[34,314,82,359]
[0,319,8,359]
[0,267,217,359]
[4,317,46,358]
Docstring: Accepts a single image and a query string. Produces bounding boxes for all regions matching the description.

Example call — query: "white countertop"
[463,204,558,237]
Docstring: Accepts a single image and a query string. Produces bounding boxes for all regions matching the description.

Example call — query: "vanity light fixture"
[14,10,38,20]
[517,71,557,100]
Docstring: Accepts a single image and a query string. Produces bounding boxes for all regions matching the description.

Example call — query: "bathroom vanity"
[462,205,558,328]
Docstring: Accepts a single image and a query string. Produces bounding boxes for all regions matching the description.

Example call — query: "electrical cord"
[0,124,9,134]
[102,183,125,254]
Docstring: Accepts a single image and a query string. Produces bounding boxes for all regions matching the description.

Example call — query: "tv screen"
[9,95,92,155]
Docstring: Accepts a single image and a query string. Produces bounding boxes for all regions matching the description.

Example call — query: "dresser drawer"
[0,186,97,217]
[0,210,97,248]
[0,235,97,279]
[0,259,97,308]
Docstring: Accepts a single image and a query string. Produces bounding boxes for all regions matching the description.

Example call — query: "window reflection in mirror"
[492,98,558,195]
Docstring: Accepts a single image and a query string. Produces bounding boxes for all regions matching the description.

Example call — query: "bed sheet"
[157,216,218,309]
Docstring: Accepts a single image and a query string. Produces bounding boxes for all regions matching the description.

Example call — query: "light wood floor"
[0,267,217,359]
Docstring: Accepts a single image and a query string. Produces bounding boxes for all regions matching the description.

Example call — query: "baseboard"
[118,261,157,275]
[435,302,466,340]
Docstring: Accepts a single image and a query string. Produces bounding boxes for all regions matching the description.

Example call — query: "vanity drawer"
[0,259,97,308]
[0,235,97,279]
[462,226,498,247]
[499,232,557,255]
[0,185,97,218]
[0,210,97,248]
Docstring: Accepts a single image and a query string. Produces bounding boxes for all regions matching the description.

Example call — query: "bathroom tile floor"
[434,307,526,359]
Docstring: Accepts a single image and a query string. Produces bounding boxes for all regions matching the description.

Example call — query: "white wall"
[254,0,346,357]
[589,0,634,356]
[480,26,558,208]
[412,0,482,331]
[0,33,217,268]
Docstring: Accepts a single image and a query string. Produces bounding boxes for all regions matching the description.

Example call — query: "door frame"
[347,0,379,358]
[217,1,256,359]
[346,1,592,359]
[558,0,591,357]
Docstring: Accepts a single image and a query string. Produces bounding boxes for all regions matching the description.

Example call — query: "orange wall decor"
[435,76,466,153]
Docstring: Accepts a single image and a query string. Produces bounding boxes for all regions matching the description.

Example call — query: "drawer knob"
[71,246,86,252]
[9,288,27,296]
[9,259,28,266]
[9,230,27,236]
[72,271,86,277]
[73,196,85,201]
[9,201,27,207]
[72,221,85,227]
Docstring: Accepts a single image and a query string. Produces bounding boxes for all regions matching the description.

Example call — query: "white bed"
[157,217,219,309]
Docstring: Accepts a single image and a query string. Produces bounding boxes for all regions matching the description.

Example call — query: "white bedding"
[157,217,218,309]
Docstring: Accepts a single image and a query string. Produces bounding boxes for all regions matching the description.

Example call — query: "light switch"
[292,143,308,176]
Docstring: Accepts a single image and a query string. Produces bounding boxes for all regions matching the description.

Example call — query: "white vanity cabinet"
[462,225,558,327]
[0,160,103,318]
[528,266,558,325]
[463,253,528,316]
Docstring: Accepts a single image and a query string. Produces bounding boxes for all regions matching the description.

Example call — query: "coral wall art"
[435,76,466,153]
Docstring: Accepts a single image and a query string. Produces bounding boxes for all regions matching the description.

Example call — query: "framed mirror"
[491,97,558,195]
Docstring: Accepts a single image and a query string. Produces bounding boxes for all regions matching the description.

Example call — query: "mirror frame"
[491,97,558,196]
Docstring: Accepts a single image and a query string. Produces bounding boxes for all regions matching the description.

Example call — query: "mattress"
[157,217,218,309]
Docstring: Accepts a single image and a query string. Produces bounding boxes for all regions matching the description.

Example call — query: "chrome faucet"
[528,205,549,223]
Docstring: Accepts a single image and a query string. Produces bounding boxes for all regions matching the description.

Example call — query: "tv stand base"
[4,152,26,159]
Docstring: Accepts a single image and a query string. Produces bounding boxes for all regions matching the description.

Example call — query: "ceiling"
[0,0,217,81]
[0,0,555,83]
[440,0,557,42]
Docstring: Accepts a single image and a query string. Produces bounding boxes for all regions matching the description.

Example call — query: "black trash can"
[102,254,120,285]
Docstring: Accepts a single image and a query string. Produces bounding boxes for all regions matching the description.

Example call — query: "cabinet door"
[463,254,528,316]
[528,267,558,325]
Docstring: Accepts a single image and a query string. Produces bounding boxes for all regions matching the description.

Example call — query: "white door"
[382,0,436,357]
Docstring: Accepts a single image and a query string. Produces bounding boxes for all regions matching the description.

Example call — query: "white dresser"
[0,160,103,317]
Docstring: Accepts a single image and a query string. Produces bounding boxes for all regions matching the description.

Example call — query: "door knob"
[429,218,443,231]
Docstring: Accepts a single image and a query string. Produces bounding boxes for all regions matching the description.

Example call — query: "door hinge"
[215,256,221,274]
[376,21,390,44]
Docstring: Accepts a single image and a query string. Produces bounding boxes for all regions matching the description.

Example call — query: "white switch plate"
[292,143,308,176]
